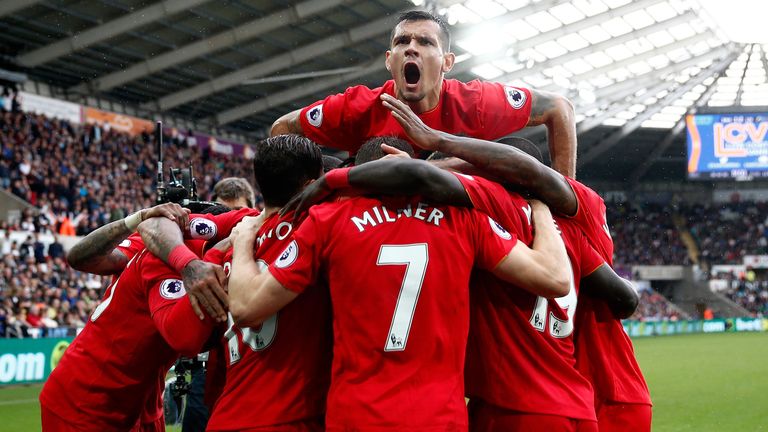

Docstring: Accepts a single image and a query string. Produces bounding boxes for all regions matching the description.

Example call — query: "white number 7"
[378,244,429,352]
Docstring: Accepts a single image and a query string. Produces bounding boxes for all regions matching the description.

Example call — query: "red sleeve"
[187,208,259,242]
[145,260,216,356]
[453,173,530,237]
[478,82,532,139]
[563,177,614,265]
[299,85,371,152]
[268,211,323,294]
[115,232,145,261]
[579,239,605,278]
[468,209,518,270]
[203,247,227,266]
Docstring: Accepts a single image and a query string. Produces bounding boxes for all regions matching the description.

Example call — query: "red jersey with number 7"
[205,211,333,431]
[269,196,517,431]
[565,177,652,406]
[40,243,215,431]
[456,174,603,420]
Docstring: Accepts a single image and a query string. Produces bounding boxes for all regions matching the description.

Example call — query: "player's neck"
[400,78,443,114]
[262,206,280,219]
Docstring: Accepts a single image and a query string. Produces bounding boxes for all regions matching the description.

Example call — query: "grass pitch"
[1,332,766,431]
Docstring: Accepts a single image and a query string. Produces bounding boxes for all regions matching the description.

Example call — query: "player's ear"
[385,50,392,72]
[442,52,455,73]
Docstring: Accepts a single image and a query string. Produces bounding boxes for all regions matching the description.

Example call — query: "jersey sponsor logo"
[189,218,218,240]
[275,240,298,269]
[488,216,512,240]
[160,279,186,300]
[118,239,131,248]
[504,86,526,109]
[306,104,323,127]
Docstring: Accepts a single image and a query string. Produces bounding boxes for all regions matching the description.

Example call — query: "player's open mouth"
[404,62,420,86]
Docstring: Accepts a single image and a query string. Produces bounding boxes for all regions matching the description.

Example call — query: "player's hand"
[181,259,228,322]
[380,93,442,150]
[280,176,334,222]
[380,143,413,160]
[141,203,191,230]
[230,215,265,245]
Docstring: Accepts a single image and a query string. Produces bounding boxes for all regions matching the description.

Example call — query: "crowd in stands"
[719,269,768,317]
[607,201,691,267]
[683,201,768,266]
[0,231,110,337]
[0,107,256,236]
[630,288,687,322]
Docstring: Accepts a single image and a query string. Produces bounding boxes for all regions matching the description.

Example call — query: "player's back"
[41,250,181,430]
[284,195,515,431]
[207,211,332,431]
[466,214,601,421]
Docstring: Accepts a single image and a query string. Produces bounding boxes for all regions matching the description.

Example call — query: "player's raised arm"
[381,93,577,216]
[491,200,571,298]
[580,264,640,319]
[228,216,298,327]
[526,89,577,178]
[67,202,189,275]
[270,109,304,136]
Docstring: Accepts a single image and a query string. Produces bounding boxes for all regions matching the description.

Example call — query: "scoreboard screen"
[686,112,768,180]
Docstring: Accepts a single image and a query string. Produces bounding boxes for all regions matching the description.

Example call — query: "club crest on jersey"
[488,216,512,240]
[275,240,298,269]
[118,239,131,248]
[189,218,217,240]
[307,104,323,127]
[160,279,186,300]
[505,86,526,109]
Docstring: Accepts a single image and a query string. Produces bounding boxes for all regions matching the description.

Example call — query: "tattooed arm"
[270,109,304,136]
[66,203,189,275]
[526,89,577,178]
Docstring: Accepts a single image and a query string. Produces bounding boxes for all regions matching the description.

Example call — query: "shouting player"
[271,10,577,177]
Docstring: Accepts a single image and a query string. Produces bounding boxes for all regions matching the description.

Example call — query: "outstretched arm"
[67,203,189,275]
[281,158,471,220]
[580,264,640,319]
[527,89,577,178]
[381,93,577,217]
[491,200,571,298]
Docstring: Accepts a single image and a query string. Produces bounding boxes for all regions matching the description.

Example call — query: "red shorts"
[41,406,86,432]
[596,401,652,432]
[130,416,165,432]
[207,418,324,432]
[468,399,598,432]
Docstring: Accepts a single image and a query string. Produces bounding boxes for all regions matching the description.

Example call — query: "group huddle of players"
[38,10,653,432]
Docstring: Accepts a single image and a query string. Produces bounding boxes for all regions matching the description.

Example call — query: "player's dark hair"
[198,204,231,216]
[253,135,323,207]
[355,136,416,165]
[391,10,451,52]
[496,136,544,163]
[322,155,344,173]
[212,177,255,208]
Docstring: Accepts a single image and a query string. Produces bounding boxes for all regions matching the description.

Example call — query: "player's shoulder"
[565,177,602,203]
[343,81,391,102]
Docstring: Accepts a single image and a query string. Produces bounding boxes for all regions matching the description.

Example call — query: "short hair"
[391,10,451,52]
[212,177,255,208]
[253,135,323,207]
[322,155,343,173]
[355,136,416,165]
[496,136,544,163]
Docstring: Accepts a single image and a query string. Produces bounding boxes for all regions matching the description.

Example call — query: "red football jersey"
[457,174,603,420]
[565,179,652,406]
[299,79,532,153]
[269,197,517,431]
[40,245,215,431]
[206,211,333,430]
[116,232,146,260]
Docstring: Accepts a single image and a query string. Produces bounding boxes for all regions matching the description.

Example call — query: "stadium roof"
[0,0,765,185]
